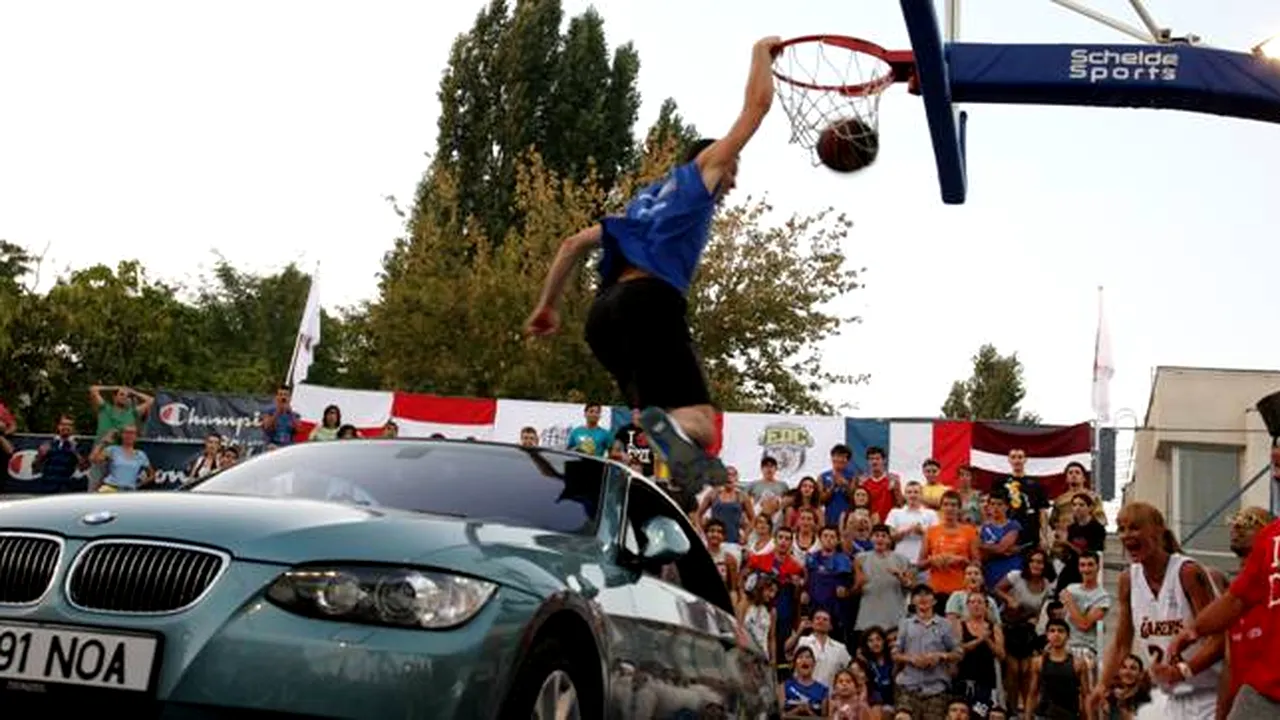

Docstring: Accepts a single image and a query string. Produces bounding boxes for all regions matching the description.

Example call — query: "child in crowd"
[828,665,874,719]
[858,626,895,714]
[736,572,778,666]
[1101,654,1152,719]
[780,646,827,716]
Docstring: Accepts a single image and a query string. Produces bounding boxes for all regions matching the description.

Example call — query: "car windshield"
[188,440,604,535]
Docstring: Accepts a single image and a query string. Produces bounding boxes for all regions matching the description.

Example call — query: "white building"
[1124,366,1279,556]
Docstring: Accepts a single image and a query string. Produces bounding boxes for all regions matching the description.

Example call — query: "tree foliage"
[0,247,370,433]
[942,343,1040,423]
[429,0,641,244]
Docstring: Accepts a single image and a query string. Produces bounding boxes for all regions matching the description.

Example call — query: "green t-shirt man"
[91,386,153,444]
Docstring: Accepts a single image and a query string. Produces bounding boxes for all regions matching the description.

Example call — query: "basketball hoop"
[772,35,914,166]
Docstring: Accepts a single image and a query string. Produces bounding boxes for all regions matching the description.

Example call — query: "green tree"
[644,98,702,159]
[428,0,640,243]
[942,343,1041,423]
[191,258,374,393]
[32,261,210,430]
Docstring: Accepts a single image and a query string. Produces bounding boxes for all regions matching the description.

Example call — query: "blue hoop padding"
[901,0,1280,205]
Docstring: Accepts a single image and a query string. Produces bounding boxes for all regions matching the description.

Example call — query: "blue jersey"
[782,677,828,714]
[598,161,717,295]
[819,467,856,527]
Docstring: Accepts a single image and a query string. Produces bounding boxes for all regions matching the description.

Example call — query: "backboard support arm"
[1049,0,1155,43]
[1049,0,1203,46]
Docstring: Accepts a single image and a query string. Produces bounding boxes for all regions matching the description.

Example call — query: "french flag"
[844,419,1094,498]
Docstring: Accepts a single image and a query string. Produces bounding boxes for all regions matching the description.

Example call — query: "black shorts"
[584,276,712,411]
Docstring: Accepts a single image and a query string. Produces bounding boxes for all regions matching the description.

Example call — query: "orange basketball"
[816,118,879,173]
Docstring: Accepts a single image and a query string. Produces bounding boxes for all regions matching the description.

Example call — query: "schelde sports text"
[1069,48,1179,83]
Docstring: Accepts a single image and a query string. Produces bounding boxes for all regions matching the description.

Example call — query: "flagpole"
[1091,288,1110,596]
[284,263,319,387]
[285,332,306,388]
[1092,285,1106,486]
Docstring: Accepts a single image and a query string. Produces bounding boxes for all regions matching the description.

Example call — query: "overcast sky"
[3,0,1279,432]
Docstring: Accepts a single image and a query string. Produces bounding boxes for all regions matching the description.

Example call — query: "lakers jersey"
[1128,554,1221,695]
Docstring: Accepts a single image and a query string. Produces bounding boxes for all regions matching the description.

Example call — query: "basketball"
[816,118,879,173]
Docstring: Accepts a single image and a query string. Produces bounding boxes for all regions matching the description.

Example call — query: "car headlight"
[266,566,497,629]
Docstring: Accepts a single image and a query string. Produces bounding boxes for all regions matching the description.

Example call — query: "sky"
[3,0,1280,441]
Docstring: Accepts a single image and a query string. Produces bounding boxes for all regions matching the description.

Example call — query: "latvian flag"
[845,419,1094,498]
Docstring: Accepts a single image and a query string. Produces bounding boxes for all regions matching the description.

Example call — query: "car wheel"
[502,636,590,720]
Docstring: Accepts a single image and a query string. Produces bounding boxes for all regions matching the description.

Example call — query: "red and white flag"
[391,393,495,440]
[967,422,1093,498]
[291,384,497,440]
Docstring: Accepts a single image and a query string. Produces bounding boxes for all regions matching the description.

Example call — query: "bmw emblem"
[81,510,116,526]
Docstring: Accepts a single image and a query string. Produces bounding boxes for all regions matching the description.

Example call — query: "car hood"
[0,492,602,597]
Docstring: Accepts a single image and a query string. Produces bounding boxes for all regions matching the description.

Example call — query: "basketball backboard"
[898,0,1280,204]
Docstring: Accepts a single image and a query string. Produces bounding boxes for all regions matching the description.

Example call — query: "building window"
[1173,445,1240,554]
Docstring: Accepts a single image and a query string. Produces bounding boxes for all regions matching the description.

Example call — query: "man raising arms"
[526,36,782,510]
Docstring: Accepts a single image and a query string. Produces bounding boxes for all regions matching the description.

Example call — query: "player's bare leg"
[639,405,728,508]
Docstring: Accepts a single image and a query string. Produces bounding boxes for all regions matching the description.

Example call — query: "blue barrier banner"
[3,434,204,494]
[949,43,1280,123]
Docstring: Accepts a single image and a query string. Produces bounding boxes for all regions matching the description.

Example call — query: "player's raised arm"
[696,36,781,192]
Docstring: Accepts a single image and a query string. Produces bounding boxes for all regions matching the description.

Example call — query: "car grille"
[67,540,227,613]
[0,533,62,605]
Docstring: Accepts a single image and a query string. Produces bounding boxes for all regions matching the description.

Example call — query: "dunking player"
[525,36,781,509]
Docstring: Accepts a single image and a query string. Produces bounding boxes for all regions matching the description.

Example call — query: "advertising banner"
[3,434,207,494]
[145,390,271,447]
[719,412,846,487]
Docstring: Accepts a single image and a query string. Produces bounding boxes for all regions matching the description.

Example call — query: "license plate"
[0,622,159,693]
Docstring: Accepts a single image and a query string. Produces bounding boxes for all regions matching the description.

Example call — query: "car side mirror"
[639,516,691,566]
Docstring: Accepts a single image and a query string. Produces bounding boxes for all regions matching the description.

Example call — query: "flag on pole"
[1092,286,1115,422]
[287,267,321,386]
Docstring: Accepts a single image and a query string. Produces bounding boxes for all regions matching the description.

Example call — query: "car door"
[615,478,775,719]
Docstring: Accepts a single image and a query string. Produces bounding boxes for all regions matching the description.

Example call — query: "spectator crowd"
[550,403,1277,720]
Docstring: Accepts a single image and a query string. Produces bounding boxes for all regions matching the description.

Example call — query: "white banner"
[293,385,393,427]
[492,400,612,450]
[720,412,846,487]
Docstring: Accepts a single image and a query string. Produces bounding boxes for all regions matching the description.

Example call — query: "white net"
[772,37,897,166]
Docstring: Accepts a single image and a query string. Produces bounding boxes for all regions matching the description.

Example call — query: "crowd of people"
[683,442,1120,720]
[547,401,1279,720]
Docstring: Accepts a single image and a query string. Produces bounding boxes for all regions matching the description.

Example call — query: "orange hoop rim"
[772,34,912,98]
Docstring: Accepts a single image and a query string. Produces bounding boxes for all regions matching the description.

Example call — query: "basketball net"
[772,37,896,166]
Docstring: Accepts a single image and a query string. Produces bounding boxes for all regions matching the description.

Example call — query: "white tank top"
[1128,554,1220,695]
[709,545,730,583]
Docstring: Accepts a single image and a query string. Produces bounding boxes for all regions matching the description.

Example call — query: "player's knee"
[670,405,716,443]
